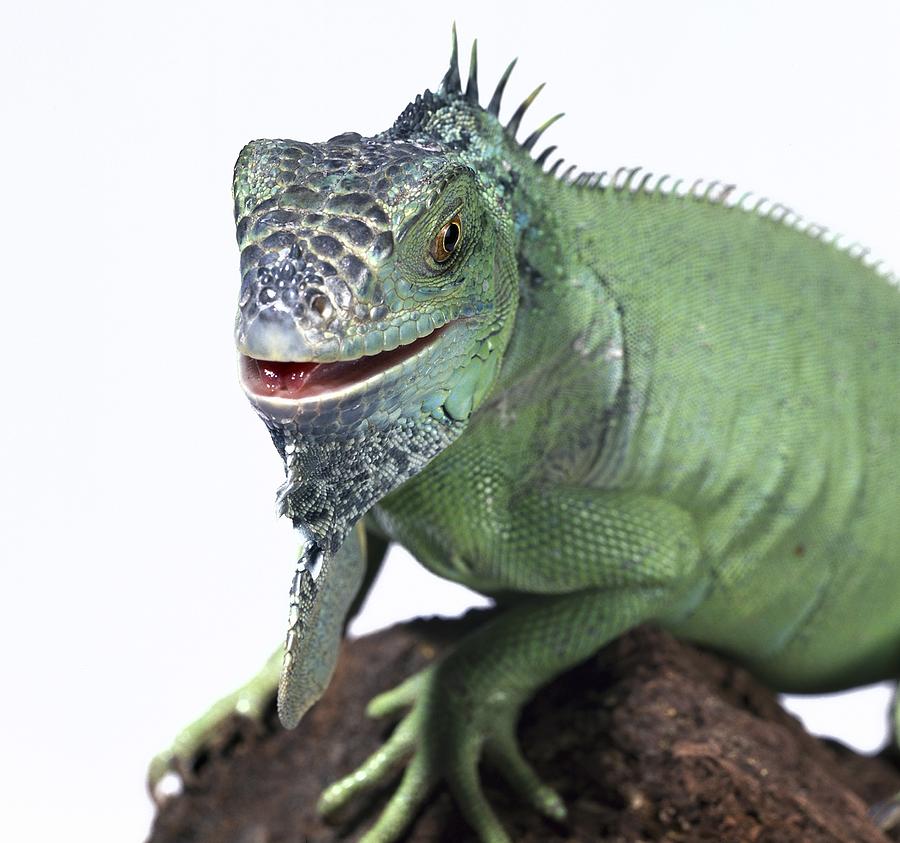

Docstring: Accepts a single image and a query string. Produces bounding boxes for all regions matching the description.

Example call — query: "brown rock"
[147,620,900,843]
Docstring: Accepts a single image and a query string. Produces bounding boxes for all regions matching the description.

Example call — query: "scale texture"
[151,29,900,843]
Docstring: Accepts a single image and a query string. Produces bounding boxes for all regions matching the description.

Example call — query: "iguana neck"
[490,152,622,398]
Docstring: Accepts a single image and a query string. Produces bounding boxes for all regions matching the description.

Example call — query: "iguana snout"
[233,142,398,366]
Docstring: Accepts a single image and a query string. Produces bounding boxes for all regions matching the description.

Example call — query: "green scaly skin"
[150,30,900,842]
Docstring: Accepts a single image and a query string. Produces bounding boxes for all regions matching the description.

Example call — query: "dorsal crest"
[430,23,565,170]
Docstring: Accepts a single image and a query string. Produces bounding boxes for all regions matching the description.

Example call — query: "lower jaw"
[243,377,392,428]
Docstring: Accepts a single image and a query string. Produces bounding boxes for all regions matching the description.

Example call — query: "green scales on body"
[150,29,900,843]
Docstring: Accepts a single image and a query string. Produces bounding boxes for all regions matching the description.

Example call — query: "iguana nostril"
[303,288,333,322]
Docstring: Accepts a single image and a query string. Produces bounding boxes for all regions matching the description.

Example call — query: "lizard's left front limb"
[148,522,378,794]
[320,490,703,843]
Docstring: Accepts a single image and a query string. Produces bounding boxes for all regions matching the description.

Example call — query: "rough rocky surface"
[147,620,900,843]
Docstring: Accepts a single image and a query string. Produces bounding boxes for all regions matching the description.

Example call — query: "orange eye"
[431,214,462,263]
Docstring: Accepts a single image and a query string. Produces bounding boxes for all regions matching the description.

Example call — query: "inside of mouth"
[241,324,448,400]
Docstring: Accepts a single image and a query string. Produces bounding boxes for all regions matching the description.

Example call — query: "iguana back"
[557,184,900,690]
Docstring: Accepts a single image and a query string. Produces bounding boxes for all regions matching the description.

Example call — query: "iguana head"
[234,31,556,556]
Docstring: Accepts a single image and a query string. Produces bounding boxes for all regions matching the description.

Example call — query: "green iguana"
[150,28,900,843]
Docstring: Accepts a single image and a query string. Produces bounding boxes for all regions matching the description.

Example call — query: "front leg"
[320,491,703,843]
[148,521,384,796]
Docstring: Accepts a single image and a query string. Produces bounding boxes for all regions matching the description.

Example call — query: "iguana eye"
[431,214,462,263]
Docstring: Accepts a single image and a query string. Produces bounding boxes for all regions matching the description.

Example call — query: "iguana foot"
[318,664,566,843]
[147,648,281,802]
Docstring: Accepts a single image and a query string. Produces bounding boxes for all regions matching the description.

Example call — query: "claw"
[318,714,418,816]
[148,753,178,804]
[484,724,567,821]
[147,648,282,799]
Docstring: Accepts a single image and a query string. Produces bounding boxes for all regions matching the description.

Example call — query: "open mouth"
[240,323,450,401]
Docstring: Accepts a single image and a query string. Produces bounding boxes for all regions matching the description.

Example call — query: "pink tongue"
[241,358,320,399]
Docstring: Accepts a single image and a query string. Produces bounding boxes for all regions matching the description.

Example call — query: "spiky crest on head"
[390,23,565,178]
[399,25,897,285]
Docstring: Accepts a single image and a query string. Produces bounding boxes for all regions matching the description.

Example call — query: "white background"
[2,2,898,841]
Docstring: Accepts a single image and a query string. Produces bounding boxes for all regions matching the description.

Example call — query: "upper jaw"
[235,307,342,363]
[235,301,453,364]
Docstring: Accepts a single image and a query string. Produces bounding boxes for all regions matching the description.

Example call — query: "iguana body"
[151,31,900,842]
